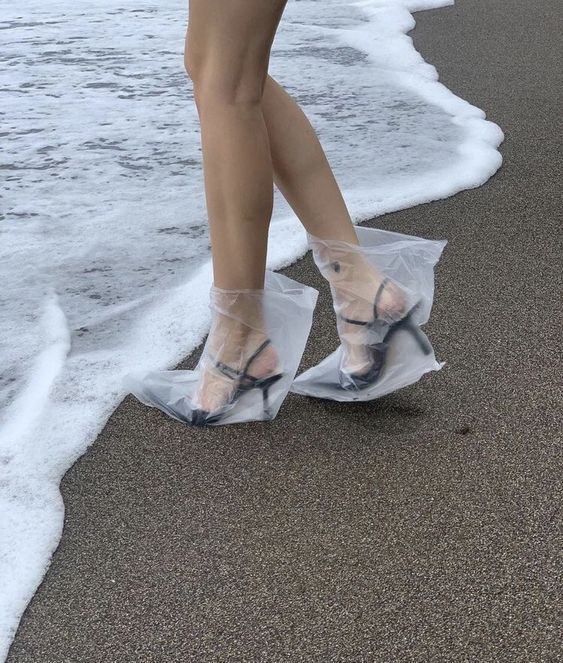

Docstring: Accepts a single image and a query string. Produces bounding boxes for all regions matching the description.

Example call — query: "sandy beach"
[7,0,561,660]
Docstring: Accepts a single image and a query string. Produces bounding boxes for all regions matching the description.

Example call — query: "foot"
[329,260,408,377]
[192,324,281,415]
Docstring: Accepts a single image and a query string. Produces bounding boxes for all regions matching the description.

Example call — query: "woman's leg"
[263,75,360,246]
[185,1,288,290]
[262,75,406,370]
[184,0,288,412]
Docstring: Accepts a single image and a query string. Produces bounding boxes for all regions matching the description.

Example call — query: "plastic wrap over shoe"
[124,271,318,425]
[291,226,447,402]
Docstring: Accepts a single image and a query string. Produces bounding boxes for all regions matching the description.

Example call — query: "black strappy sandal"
[191,338,284,426]
[337,275,432,391]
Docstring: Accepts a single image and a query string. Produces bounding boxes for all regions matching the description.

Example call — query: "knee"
[183,45,201,85]
[197,79,264,113]
[184,49,265,111]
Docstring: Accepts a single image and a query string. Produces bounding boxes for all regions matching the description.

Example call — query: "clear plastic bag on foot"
[124,271,318,426]
[291,226,447,402]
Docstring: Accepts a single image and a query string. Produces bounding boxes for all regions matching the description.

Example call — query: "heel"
[384,301,432,355]
[405,323,432,355]
[258,373,284,419]
[403,304,432,354]
[262,386,271,417]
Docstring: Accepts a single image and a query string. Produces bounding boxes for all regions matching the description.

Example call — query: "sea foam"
[0,0,503,656]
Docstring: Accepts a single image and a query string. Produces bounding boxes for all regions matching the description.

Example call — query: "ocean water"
[0,0,503,656]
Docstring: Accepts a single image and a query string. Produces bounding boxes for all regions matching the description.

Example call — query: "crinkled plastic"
[124,271,318,426]
[291,226,447,402]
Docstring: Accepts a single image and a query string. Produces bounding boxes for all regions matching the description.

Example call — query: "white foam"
[0,0,503,656]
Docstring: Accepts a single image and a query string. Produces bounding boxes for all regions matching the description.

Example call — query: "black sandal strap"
[339,278,390,326]
[242,338,272,376]
[373,276,390,318]
[339,315,370,326]
[212,338,273,385]
[214,360,242,381]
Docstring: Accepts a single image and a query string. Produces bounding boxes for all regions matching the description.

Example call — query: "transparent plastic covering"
[124,271,318,426]
[291,226,447,402]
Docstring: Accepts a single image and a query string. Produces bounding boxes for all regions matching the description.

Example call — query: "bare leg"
[185,2,288,290]
[263,75,403,311]
[184,0,288,411]
[263,75,359,245]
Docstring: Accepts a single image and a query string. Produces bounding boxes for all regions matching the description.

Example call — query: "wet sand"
[7,0,561,660]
